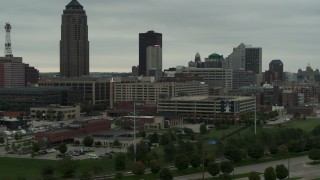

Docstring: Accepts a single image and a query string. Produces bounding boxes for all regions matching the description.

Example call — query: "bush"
[189,153,201,168]
[264,166,276,180]
[57,158,78,178]
[220,161,233,174]
[207,162,220,177]
[82,136,94,147]
[200,124,207,135]
[159,168,173,180]
[115,153,126,171]
[275,164,288,179]
[41,165,55,180]
[132,161,145,176]
[308,148,320,161]
[204,156,215,167]
[175,154,189,170]
[247,145,264,159]
[219,173,232,180]
[248,171,260,180]
[277,145,288,155]
[150,160,161,174]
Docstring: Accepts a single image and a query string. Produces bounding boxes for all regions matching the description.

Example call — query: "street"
[174,156,320,180]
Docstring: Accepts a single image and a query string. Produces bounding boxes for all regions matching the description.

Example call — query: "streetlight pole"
[133,103,136,162]
[254,95,257,135]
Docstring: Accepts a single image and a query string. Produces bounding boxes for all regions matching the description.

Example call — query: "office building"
[111,77,208,108]
[146,45,162,79]
[39,77,111,106]
[245,47,262,75]
[265,59,284,85]
[226,43,246,70]
[232,70,256,89]
[182,67,233,89]
[139,30,162,76]
[60,0,89,77]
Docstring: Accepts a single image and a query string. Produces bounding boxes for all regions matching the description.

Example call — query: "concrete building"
[0,87,82,110]
[282,90,298,107]
[30,105,80,120]
[146,45,162,79]
[181,67,233,89]
[60,0,89,77]
[111,78,208,108]
[38,77,111,106]
[139,30,162,76]
[35,119,112,144]
[232,70,256,89]
[1,61,25,87]
[158,95,256,122]
[226,43,246,70]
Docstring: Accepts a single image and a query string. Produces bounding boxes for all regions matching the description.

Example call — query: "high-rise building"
[245,47,262,75]
[265,59,283,85]
[60,0,89,77]
[139,30,162,76]
[226,43,246,70]
[146,45,162,79]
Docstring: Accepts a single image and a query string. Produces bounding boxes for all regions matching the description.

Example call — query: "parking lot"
[0,143,126,160]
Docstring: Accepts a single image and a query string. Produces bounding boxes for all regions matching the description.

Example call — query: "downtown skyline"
[1,0,320,72]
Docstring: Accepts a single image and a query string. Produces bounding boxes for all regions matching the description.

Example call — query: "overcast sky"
[1,0,320,72]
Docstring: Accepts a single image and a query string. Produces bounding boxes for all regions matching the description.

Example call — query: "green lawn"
[0,156,130,179]
[283,118,320,132]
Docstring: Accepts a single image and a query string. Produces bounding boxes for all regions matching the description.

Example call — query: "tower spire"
[4,23,13,57]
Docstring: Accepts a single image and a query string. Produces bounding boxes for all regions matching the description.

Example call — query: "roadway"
[174,156,320,180]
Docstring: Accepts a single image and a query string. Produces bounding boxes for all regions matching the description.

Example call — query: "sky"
[1,0,320,73]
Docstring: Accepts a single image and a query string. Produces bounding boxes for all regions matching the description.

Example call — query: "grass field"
[283,118,320,132]
[0,156,131,179]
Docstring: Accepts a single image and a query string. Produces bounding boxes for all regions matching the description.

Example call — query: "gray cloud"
[0,0,320,72]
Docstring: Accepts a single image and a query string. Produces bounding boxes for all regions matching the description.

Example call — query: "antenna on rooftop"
[4,23,13,57]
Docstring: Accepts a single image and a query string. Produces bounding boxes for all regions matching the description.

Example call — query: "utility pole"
[254,95,257,135]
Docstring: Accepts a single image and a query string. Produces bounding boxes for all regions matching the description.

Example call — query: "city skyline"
[1,0,320,72]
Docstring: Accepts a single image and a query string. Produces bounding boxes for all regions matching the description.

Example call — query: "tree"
[220,161,233,174]
[207,162,220,177]
[127,142,149,162]
[149,133,159,144]
[115,153,126,171]
[311,125,320,136]
[160,133,172,145]
[248,171,260,180]
[308,148,320,162]
[275,164,289,179]
[189,153,201,168]
[247,145,264,159]
[58,143,67,154]
[159,168,173,180]
[82,136,94,147]
[57,111,64,121]
[224,145,242,162]
[0,137,4,144]
[32,142,41,153]
[200,124,207,135]
[150,160,161,174]
[277,145,288,155]
[164,142,176,162]
[41,165,55,180]
[204,156,215,167]
[132,161,145,176]
[113,139,121,147]
[174,154,189,170]
[264,167,276,180]
[57,158,78,178]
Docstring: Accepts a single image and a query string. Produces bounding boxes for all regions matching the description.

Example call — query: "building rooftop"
[167,95,255,101]
[0,87,72,94]
[66,0,83,10]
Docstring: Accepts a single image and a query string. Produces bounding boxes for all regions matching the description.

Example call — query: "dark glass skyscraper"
[60,0,89,77]
[139,30,162,76]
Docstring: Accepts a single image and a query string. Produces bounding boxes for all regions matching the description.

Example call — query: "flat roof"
[168,95,255,101]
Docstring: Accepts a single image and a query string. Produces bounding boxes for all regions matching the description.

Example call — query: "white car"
[88,154,98,159]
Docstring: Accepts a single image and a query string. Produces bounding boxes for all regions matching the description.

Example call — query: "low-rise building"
[158,95,255,122]
[30,105,80,120]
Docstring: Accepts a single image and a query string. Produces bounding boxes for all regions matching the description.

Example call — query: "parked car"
[88,153,98,159]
